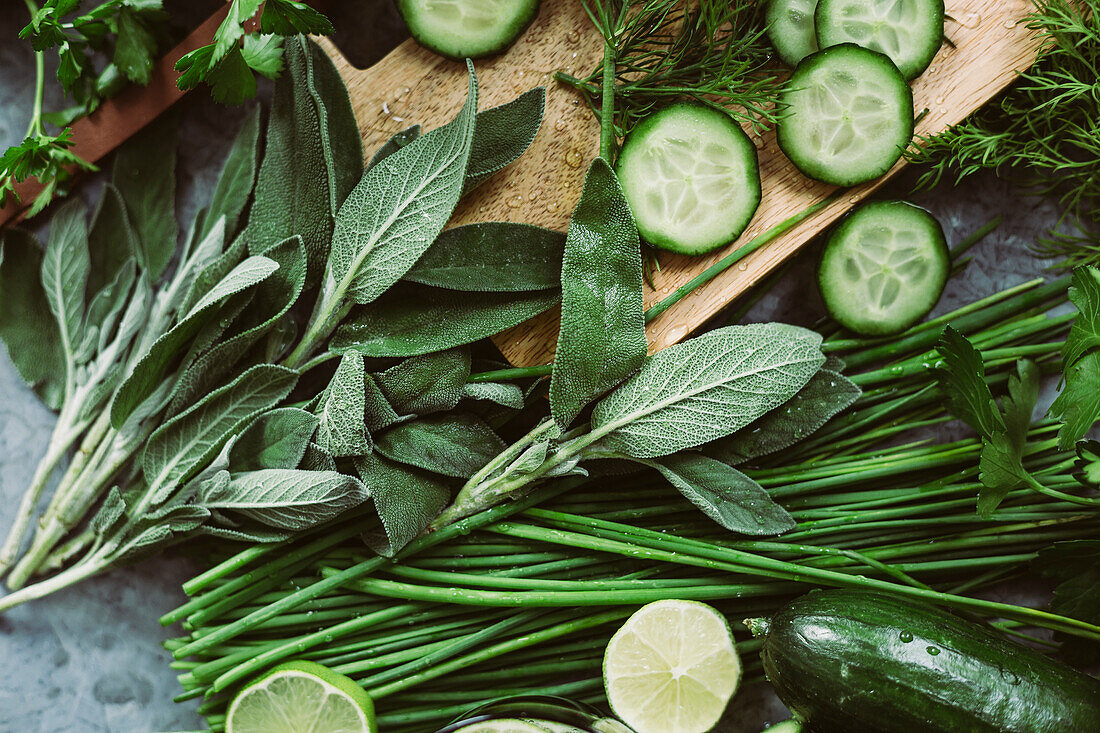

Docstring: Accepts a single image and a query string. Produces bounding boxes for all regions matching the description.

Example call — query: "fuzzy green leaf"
[551,158,646,430]
[464,86,545,192]
[142,364,298,501]
[363,373,401,432]
[229,407,319,472]
[300,442,337,472]
[87,183,139,297]
[204,106,263,240]
[463,382,524,410]
[325,63,477,308]
[332,283,559,358]
[404,222,565,292]
[591,324,824,459]
[375,413,505,478]
[112,114,177,281]
[705,368,860,466]
[202,468,366,530]
[366,125,421,172]
[112,255,280,427]
[645,453,795,535]
[248,37,362,281]
[315,352,370,458]
[169,238,306,412]
[41,199,90,368]
[355,453,450,557]
[0,229,65,408]
[377,348,470,415]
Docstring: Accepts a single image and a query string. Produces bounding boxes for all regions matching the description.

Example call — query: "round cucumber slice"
[603,599,741,733]
[616,103,761,255]
[777,43,913,186]
[818,200,948,336]
[397,0,540,60]
[766,0,821,66]
[815,0,945,79]
[458,720,552,733]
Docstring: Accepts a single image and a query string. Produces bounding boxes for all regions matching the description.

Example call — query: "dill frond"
[560,0,783,146]
[906,0,1100,269]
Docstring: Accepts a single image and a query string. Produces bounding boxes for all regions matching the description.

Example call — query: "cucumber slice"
[616,103,762,255]
[397,0,540,60]
[766,0,820,66]
[815,0,944,79]
[776,43,913,186]
[818,200,948,336]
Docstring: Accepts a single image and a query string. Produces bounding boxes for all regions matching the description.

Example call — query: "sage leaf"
[366,125,421,172]
[551,158,647,430]
[113,114,177,281]
[142,364,298,501]
[404,222,564,292]
[90,487,126,537]
[374,413,505,478]
[316,352,370,458]
[181,232,246,315]
[591,324,825,458]
[464,86,545,192]
[463,382,524,410]
[83,260,137,356]
[377,348,470,415]
[87,183,138,297]
[169,237,306,412]
[41,199,90,370]
[364,373,401,432]
[354,453,450,557]
[198,524,293,543]
[114,525,174,563]
[300,442,338,472]
[325,63,477,308]
[248,36,362,280]
[645,454,795,535]
[112,255,280,427]
[201,469,367,530]
[705,369,860,465]
[229,407,320,472]
[0,229,65,408]
[332,284,559,358]
[203,105,262,240]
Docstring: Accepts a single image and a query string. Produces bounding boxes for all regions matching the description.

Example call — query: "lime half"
[603,600,741,733]
[226,660,377,733]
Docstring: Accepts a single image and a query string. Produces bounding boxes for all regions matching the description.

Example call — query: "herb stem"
[599,37,616,161]
[645,190,846,323]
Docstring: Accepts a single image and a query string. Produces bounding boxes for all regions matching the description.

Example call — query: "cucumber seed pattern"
[842,225,927,311]
[816,0,945,78]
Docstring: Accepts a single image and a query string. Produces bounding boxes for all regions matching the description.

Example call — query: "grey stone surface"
[0,5,1068,733]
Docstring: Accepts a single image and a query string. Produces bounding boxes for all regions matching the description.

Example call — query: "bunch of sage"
[0,36,555,610]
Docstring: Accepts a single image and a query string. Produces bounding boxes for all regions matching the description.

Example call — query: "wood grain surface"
[324,0,1040,367]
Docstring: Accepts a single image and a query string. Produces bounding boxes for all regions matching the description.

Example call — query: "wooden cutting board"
[322,0,1038,367]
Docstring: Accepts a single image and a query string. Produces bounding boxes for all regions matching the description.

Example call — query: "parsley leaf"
[936,328,1041,515]
[1034,541,1100,665]
[1073,439,1100,487]
[1050,266,1100,449]
[261,0,335,36]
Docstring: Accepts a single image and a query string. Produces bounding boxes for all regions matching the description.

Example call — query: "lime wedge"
[603,600,741,733]
[226,660,377,733]
[459,720,554,733]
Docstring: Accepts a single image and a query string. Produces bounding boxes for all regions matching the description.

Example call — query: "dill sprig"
[558,0,783,150]
[906,0,1100,269]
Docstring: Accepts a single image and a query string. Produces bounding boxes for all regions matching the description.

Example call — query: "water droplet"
[933,97,945,106]
[737,263,748,271]
[566,29,580,44]
[899,631,913,643]
[1000,668,1021,685]
[668,325,689,342]
[926,646,940,655]
[381,101,391,115]
[545,202,559,213]
[957,12,981,28]
[848,194,861,204]
[506,194,523,209]
[564,149,584,168]
[554,119,568,132]
[926,65,937,74]
[1003,18,1017,29]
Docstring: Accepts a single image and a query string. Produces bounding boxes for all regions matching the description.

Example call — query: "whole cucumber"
[747,589,1100,732]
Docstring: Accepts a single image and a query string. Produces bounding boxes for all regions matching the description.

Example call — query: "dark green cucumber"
[748,590,1100,733]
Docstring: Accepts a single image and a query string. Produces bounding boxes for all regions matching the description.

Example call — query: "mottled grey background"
[0,3,1066,732]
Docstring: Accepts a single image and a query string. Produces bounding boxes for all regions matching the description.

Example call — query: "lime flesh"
[226,660,377,733]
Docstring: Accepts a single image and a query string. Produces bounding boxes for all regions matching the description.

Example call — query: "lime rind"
[226,660,377,733]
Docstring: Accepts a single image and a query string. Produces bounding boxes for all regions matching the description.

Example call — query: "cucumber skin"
[757,590,1100,733]
[396,0,540,61]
